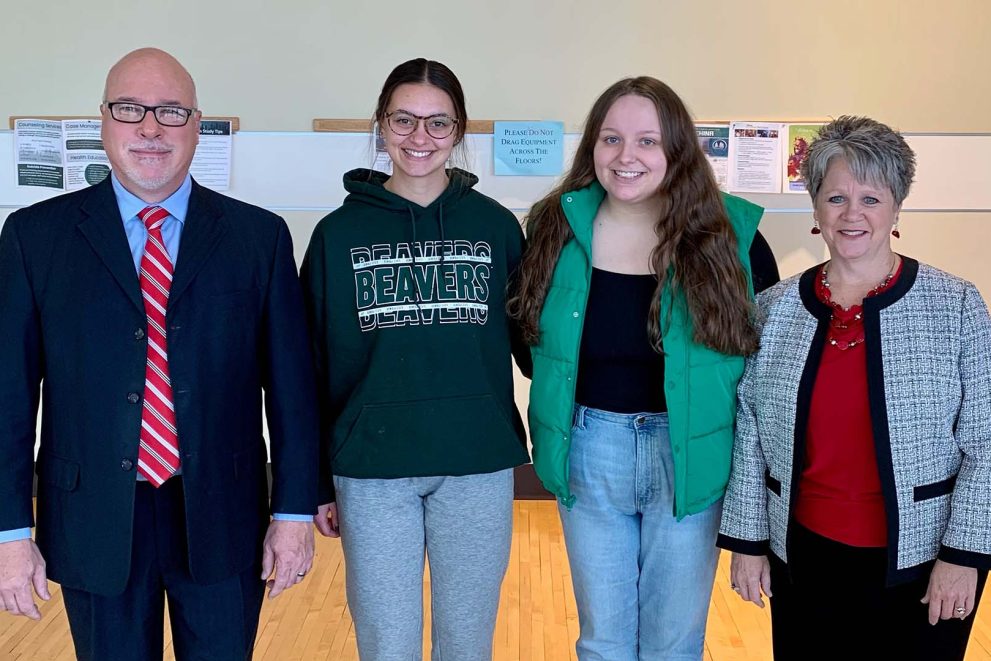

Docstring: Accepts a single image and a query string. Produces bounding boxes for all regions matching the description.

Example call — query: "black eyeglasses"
[105,102,197,127]
[385,111,458,139]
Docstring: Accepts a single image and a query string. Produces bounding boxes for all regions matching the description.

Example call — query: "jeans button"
[635,416,646,426]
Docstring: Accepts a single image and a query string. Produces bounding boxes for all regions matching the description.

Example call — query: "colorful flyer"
[696,124,730,190]
[784,124,823,193]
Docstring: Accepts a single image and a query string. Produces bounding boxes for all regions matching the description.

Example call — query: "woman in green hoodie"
[300,59,530,659]
[508,77,777,660]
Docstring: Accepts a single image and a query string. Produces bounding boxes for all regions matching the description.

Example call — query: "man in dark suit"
[0,47,320,659]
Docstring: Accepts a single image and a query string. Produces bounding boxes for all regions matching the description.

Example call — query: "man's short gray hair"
[801,116,916,206]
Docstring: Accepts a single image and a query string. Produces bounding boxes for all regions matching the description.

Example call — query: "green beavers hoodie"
[301,168,530,503]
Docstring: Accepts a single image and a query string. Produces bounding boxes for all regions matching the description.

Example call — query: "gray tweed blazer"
[717,257,991,584]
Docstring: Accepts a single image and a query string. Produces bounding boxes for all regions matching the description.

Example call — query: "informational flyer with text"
[728,121,785,193]
[14,118,232,191]
[493,121,564,176]
[15,119,109,190]
[695,123,730,190]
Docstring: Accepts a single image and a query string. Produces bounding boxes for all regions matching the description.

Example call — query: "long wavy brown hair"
[507,77,758,355]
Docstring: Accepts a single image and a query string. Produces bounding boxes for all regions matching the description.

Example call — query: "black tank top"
[575,268,666,413]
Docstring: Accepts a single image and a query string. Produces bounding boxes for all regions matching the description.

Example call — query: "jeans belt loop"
[575,404,586,430]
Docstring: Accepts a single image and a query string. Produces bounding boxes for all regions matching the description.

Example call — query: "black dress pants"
[62,478,266,661]
[768,522,987,661]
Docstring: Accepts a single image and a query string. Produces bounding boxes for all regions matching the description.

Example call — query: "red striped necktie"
[137,206,180,486]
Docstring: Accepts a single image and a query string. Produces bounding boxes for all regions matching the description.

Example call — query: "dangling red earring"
[811,220,821,235]
[891,222,900,238]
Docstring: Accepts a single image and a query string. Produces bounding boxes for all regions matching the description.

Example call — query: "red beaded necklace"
[816,257,901,351]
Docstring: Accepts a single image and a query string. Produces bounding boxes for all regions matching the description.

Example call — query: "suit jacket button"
[121,458,134,471]
[127,392,140,404]
[134,328,145,340]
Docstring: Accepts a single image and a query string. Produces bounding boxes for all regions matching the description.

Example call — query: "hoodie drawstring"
[407,205,422,310]
[407,202,447,312]
[438,204,446,267]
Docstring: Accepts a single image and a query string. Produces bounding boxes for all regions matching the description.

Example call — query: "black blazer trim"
[794,257,924,586]
[938,545,991,570]
[786,265,832,580]
[716,533,770,557]
[796,256,920,318]
[765,470,782,496]
[914,475,958,502]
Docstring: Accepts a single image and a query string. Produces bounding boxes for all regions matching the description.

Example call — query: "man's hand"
[260,520,314,598]
[0,539,50,620]
[313,502,340,538]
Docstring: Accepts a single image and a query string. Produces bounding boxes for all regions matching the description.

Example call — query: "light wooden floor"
[3,500,991,660]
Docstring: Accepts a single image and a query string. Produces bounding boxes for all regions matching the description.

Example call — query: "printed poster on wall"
[728,121,785,193]
[695,123,730,190]
[189,119,233,190]
[14,119,109,190]
[14,118,233,191]
[783,123,823,194]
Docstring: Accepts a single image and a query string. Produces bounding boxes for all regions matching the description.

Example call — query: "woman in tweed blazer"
[717,116,991,661]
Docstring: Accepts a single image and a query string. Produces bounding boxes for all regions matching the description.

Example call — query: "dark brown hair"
[508,77,758,356]
[373,58,469,167]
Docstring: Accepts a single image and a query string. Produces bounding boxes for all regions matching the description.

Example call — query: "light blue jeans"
[559,406,722,661]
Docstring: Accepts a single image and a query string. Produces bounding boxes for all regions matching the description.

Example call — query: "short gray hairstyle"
[801,116,916,206]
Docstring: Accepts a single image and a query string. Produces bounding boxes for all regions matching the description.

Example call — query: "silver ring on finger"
[955,607,966,616]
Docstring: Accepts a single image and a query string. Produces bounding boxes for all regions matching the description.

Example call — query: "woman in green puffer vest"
[508,77,778,660]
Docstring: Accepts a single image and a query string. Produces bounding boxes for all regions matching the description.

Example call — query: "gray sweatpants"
[334,468,514,661]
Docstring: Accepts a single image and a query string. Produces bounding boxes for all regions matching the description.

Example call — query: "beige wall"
[2,0,990,451]
[2,4,990,290]
[1,1,988,132]
[3,0,989,270]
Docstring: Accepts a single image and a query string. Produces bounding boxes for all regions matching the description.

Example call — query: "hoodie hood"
[339,168,482,288]
[341,167,480,216]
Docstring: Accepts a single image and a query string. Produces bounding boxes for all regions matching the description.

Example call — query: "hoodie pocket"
[333,394,523,476]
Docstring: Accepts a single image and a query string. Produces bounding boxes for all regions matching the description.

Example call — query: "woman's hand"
[922,560,978,624]
[313,502,340,538]
[730,552,772,608]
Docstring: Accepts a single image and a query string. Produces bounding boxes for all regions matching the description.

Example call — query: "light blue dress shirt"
[113,171,189,269]
[0,176,309,543]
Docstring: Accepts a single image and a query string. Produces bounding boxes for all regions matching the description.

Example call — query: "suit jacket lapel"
[77,178,144,314]
[169,180,227,309]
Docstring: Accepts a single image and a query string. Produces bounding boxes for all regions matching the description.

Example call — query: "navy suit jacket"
[0,177,319,595]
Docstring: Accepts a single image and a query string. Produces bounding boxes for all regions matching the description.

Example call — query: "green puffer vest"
[528,182,762,519]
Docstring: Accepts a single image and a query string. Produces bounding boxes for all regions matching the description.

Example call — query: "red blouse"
[793,261,903,548]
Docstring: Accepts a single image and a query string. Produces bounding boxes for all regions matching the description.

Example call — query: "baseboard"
[513,464,554,499]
